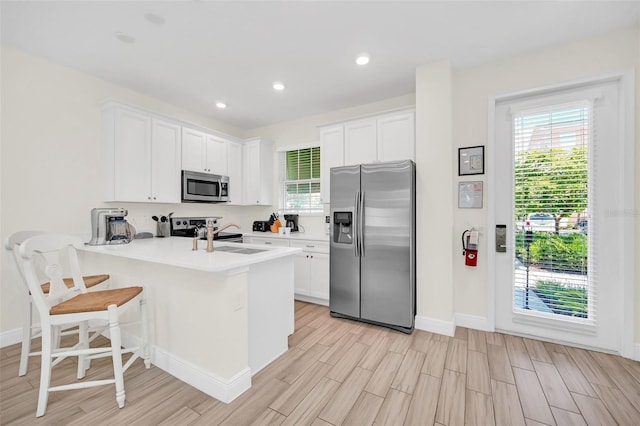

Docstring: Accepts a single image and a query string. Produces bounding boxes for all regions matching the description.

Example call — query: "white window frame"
[278,143,323,215]
[487,70,635,358]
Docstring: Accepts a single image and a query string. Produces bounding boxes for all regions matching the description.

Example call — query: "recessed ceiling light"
[272,81,285,91]
[114,32,136,44]
[355,53,370,66]
[144,12,165,25]
[215,102,227,109]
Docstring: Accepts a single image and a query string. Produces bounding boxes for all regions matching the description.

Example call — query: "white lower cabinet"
[289,240,329,304]
[244,236,329,305]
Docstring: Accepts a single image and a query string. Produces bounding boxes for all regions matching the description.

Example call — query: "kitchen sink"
[214,246,267,255]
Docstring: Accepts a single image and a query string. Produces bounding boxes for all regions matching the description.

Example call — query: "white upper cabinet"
[242,138,273,206]
[227,140,243,205]
[150,119,182,203]
[182,127,229,175]
[102,104,181,203]
[344,119,377,165]
[205,135,228,175]
[181,127,206,172]
[318,108,415,203]
[377,111,415,162]
[320,126,345,203]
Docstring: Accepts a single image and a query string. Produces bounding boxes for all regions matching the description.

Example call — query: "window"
[512,101,592,320]
[280,146,322,214]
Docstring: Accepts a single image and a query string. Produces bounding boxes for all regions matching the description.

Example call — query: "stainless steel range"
[170,217,243,242]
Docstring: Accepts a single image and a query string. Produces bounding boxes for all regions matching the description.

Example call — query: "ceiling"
[1,1,638,130]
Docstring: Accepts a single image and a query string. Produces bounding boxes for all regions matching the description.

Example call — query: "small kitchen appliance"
[252,220,269,232]
[88,208,133,245]
[171,216,243,242]
[283,214,299,232]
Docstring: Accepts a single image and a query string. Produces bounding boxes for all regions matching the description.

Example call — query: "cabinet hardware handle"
[310,255,314,259]
[306,245,315,248]
[153,197,156,200]
[265,242,272,245]
[148,196,151,200]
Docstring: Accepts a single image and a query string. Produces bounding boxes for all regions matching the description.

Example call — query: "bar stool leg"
[108,305,126,408]
[19,297,32,376]
[36,325,53,417]
[140,295,151,369]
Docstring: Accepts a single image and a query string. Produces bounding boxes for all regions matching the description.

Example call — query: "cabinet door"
[320,126,344,203]
[205,135,228,175]
[181,127,206,173]
[309,252,329,300]
[151,118,181,203]
[227,141,243,205]
[243,141,261,204]
[294,253,311,296]
[114,108,151,202]
[344,119,377,165]
[377,111,415,162]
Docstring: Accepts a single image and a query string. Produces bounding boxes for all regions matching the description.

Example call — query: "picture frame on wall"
[458,181,483,208]
[458,145,485,176]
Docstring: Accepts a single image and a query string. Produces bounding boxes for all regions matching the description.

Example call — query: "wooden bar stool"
[19,233,151,417]
[5,231,110,376]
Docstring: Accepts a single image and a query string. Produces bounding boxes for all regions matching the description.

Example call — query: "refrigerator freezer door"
[330,165,361,319]
[360,160,415,329]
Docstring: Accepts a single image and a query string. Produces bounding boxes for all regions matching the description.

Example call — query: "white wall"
[446,26,640,338]
[0,46,260,333]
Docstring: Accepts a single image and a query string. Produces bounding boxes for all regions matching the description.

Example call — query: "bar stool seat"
[50,287,142,315]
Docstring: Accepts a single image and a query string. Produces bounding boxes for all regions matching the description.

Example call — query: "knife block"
[156,222,170,238]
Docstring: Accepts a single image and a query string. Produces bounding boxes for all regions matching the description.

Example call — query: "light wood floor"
[2,301,640,425]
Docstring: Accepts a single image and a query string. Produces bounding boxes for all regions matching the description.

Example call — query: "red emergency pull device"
[462,229,479,267]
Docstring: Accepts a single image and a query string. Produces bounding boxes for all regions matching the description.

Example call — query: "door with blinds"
[493,79,632,353]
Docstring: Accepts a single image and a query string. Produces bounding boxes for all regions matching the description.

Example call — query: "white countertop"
[243,231,329,241]
[79,237,300,273]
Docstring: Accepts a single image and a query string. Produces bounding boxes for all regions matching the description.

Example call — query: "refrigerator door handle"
[354,191,360,257]
[360,191,365,257]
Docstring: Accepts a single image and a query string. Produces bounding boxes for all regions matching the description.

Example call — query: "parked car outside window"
[516,213,555,232]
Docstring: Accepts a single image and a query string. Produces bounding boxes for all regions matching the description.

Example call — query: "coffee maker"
[88,208,133,245]
[283,214,299,232]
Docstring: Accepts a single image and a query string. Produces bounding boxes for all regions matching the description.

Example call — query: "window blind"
[512,100,595,322]
[280,146,322,214]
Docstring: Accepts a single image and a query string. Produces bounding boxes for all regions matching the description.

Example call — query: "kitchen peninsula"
[79,237,300,403]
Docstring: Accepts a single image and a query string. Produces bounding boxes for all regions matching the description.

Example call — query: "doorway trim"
[486,70,635,358]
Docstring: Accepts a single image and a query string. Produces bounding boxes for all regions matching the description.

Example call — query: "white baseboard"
[454,313,492,332]
[0,328,22,348]
[152,345,251,404]
[635,343,640,361]
[294,294,329,307]
[0,326,252,404]
[415,315,455,336]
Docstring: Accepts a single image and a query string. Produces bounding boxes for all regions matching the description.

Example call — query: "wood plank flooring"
[1,301,639,425]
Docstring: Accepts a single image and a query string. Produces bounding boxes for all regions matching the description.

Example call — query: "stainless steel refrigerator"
[330,160,416,333]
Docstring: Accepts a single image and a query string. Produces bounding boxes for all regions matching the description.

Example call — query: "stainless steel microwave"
[181,170,229,203]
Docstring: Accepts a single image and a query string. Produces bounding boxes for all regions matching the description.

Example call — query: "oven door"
[182,171,229,203]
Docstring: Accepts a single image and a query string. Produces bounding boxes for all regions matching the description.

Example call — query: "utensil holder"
[157,222,170,238]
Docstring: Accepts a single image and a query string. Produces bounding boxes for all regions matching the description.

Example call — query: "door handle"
[360,191,365,257]
[354,192,360,257]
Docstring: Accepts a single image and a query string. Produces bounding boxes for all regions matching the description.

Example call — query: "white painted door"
[320,126,344,203]
[293,253,311,296]
[205,135,228,175]
[151,119,181,203]
[377,111,415,162]
[344,119,376,165]
[494,79,633,354]
[309,252,329,300]
[181,127,206,173]
[227,141,243,205]
[114,108,151,202]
